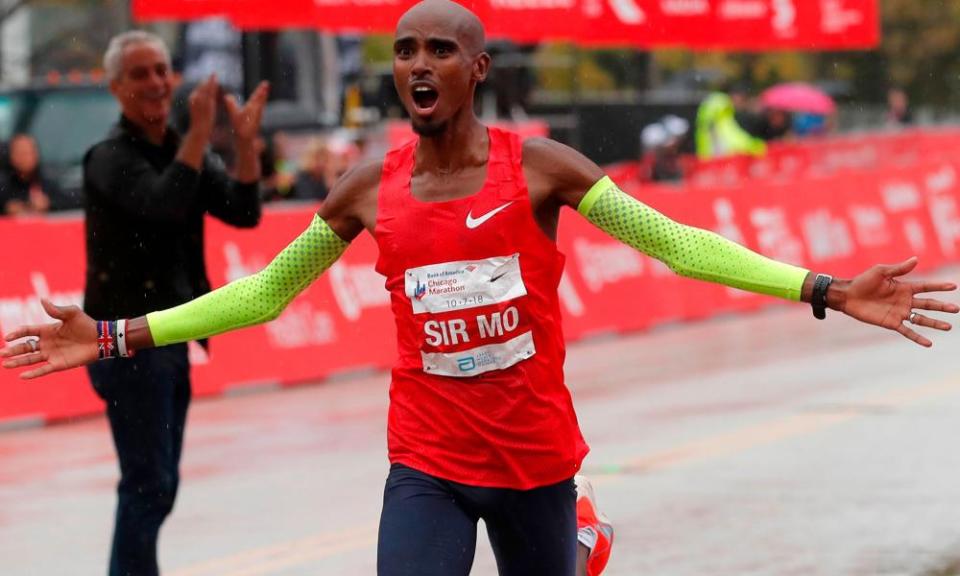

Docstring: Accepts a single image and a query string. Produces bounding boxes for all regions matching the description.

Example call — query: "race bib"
[405,254,536,377]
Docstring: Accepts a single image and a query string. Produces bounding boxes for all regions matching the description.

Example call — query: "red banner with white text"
[133,0,879,50]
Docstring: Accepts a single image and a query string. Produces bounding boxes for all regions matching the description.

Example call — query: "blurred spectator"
[292,137,356,201]
[260,131,297,202]
[750,107,793,142]
[326,139,356,182]
[260,132,360,203]
[726,84,795,143]
[695,92,767,159]
[256,135,278,200]
[640,115,689,183]
[662,114,690,143]
[292,138,332,201]
[792,112,828,138]
[886,88,913,127]
[642,122,669,154]
[82,30,265,576]
[0,134,61,216]
[728,83,752,111]
[486,42,536,120]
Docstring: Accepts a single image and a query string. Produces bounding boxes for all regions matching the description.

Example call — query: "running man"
[3,2,958,574]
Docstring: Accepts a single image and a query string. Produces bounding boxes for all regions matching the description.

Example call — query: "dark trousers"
[378,463,578,576]
[87,344,190,576]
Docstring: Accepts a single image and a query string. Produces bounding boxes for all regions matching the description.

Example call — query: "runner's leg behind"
[483,475,578,576]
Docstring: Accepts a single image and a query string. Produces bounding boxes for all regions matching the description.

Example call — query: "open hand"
[1,299,98,379]
[839,257,958,347]
[226,81,270,143]
[187,75,219,141]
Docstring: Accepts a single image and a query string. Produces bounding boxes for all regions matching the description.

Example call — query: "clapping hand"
[187,75,220,142]
[225,81,270,144]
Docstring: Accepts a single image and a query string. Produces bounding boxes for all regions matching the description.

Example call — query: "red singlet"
[375,128,589,489]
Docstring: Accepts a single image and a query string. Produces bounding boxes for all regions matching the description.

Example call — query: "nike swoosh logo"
[466,201,514,229]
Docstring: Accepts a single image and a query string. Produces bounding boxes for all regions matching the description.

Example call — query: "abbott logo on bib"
[405,254,536,377]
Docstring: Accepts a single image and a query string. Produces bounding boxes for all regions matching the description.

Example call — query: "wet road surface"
[2,293,960,575]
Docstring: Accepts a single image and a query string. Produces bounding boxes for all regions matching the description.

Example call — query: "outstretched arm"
[579,175,809,300]
[1,216,348,378]
[2,160,381,379]
[523,137,958,347]
[146,215,347,345]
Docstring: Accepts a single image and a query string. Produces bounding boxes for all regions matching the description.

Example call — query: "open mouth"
[411,85,439,114]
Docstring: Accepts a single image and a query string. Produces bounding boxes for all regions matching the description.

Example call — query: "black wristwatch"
[811,273,833,320]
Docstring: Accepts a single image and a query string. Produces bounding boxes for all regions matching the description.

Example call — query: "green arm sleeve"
[146,215,349,346]
[578,176,809,301]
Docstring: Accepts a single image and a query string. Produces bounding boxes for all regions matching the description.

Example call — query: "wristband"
[97,320,135,360]
[96,320,116,360]
[116,318,134,358]
[811,274,833,320]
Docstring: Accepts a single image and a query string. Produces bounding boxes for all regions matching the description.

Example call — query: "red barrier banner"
[687,129,960,189]
[133,0,879,50]
[3,142,960,426]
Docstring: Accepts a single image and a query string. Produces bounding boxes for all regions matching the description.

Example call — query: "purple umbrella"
[760,83,837,115]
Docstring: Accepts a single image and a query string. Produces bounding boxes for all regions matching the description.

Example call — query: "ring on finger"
[909,312,919,324]
[26,338,38,353]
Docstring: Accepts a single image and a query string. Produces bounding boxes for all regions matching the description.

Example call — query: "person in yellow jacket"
[695,92,767,159]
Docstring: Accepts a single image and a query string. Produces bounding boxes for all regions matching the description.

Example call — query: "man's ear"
[474,52,491,83]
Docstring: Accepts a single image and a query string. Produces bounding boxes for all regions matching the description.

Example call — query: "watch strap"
[811,273,833,320]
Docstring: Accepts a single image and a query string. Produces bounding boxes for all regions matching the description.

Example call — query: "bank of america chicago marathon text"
[426,279,468,296]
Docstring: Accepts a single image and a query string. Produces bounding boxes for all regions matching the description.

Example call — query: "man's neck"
[415,117,488,175]
[123,114,167,146]
[142,123,167,146]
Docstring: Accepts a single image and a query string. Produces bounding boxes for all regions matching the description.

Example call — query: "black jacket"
[83,116,261,321]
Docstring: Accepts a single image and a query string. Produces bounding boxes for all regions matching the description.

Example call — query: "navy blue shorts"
[377,463,578,576]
